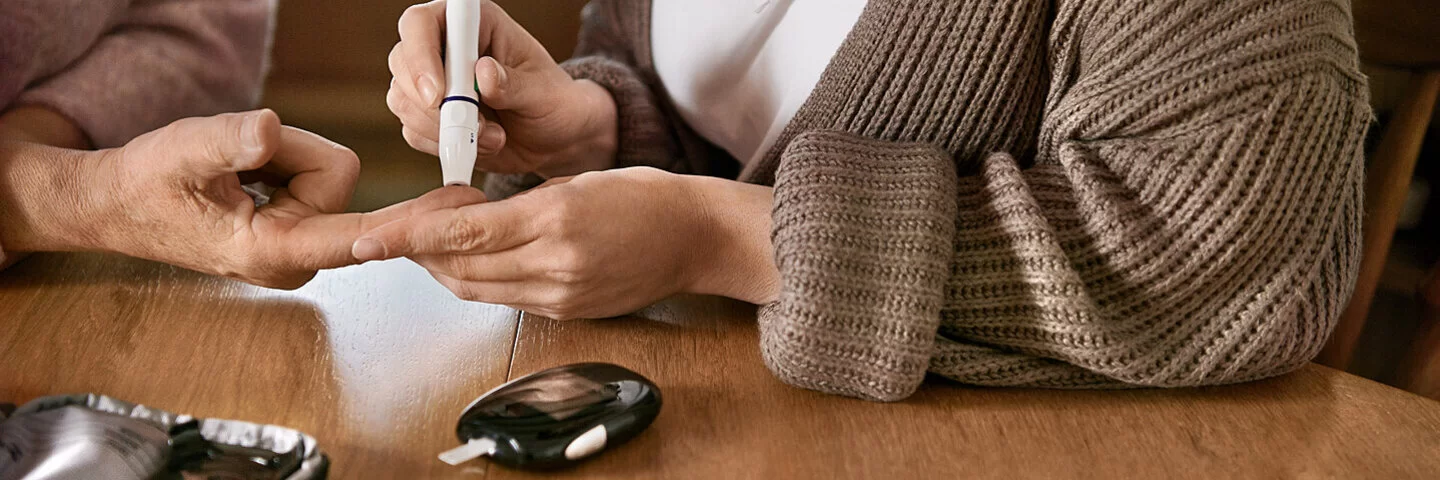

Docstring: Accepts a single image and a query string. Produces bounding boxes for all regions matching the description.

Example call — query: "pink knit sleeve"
[13,0,275,148]
[0,0,131,111]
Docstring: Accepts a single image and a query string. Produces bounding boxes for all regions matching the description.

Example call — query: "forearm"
[0,106,94,268]
[0,141,105,253]
[683,175,780,304]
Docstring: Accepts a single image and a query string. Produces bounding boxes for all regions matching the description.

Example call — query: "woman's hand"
[387,0,617,178]
[352,168,780,319]
[0,109,485,288]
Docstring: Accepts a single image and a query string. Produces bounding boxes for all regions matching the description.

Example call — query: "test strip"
[438,437,497,465]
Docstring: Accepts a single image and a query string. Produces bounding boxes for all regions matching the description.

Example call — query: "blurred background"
[261,0,588,212]
[259,1,1439,398]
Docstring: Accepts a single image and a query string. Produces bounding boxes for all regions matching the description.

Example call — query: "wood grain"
[0,253,518,479]
[5,257,1440,479]
[498,297,1440,479]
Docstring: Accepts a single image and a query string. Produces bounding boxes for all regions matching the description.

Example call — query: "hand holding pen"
[386,0,620,180]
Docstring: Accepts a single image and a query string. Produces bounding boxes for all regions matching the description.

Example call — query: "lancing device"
[439,0,482,186]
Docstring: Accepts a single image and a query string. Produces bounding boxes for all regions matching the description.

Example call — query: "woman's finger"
[423,281,570,320]
[352,199,539,260]
[387,79,441,136]
[411,251,533,283]
[266,185,486,271]
[402,126,440,156]
[475,120,505,156]
[387,42,430,111]
[428,271,535,306]
[396,1,447,108]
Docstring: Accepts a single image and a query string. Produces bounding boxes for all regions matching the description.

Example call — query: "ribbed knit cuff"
[760,130,958,401]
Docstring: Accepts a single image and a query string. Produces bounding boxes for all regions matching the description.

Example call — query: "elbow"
[1124,298,1336,388]
[1106,210,1361,388]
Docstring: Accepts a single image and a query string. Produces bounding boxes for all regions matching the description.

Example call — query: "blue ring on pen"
[442,96,481,107]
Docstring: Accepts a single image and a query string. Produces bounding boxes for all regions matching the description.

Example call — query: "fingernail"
[242,111,264,153]
[352,239,388,262]
[419,75,439,106]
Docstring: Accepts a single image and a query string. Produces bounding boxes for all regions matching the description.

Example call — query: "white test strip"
[438,437,498,465]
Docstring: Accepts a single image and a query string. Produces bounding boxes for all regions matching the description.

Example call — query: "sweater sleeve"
[12,0,275,148]
[485,0,726,199]
[0,0,131,111]
[759,0,1370,400]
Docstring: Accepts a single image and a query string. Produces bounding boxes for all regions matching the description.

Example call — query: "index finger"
[352,199,538,261]
[398,0,447,107]
[267,186,488,270]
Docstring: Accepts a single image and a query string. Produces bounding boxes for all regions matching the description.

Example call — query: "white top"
[651,0,867,165]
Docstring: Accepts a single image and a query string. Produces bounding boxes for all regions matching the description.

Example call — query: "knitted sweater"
[0,0,273,148]
[488,0,1371,401]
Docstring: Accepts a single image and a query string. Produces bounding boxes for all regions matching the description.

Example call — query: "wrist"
[535,79,618,178]
[0,142,110,252]
[680,175,780,304]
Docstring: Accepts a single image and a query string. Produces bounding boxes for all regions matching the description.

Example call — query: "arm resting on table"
[758,0,1371,400]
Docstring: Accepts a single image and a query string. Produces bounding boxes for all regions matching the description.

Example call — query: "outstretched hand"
[352,168,717,319]
[8,109,486,288]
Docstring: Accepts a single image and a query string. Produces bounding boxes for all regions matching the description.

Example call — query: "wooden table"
[3,253,1440,479]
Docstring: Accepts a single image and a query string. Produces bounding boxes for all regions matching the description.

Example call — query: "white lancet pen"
[439,0,482,186]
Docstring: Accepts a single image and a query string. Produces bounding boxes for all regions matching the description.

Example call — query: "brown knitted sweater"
[488,0,1370,401]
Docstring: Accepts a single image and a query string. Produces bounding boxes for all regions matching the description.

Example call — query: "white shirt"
[651,0,867,165]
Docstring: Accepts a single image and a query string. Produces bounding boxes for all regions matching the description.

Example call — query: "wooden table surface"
[3,253,1440,479]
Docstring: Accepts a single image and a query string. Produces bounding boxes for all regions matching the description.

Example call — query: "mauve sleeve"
[0,0,132,111]
[12,0,276,148]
